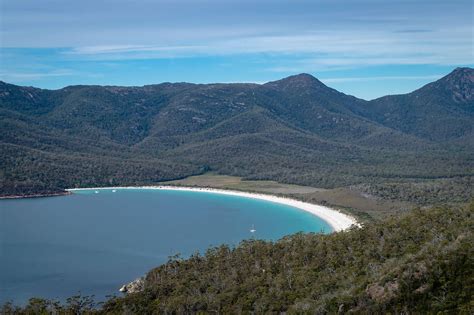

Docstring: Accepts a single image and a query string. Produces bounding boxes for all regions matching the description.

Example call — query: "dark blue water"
[0,188,331,304]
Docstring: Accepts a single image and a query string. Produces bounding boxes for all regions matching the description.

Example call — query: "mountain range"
[1,67,473,200]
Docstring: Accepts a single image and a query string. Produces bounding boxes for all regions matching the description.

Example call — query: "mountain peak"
[288,73,319,81]
[444,67,473,82]
[430,67,474,103]
[264,73,326,91]
[277,73,321,84]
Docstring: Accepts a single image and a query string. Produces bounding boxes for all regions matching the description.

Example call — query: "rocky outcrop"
[366,280,399,303]
[119,277,145,294]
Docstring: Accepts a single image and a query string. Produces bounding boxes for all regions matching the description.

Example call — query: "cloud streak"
[2,0,472,70]
[0,69,89,82]
[321,75,443,84]
[61,27,472,70]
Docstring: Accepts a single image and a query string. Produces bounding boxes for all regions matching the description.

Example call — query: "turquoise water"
[0,188,331,304]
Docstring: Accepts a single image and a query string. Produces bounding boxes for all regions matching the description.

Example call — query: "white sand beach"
[66,186,360,232]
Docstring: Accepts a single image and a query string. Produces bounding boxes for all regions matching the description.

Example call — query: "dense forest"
[3,203,472,314]
[1,68,473,205]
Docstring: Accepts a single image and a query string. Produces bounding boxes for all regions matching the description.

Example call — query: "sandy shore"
[66,186,360,232]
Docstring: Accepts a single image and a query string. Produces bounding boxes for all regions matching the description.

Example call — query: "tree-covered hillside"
[359,67,474,143]
[1,68,473,205]
[3,203,472,314]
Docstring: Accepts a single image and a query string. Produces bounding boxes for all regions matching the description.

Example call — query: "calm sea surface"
[0,188,331,304]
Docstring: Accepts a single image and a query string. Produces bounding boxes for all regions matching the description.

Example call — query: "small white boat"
[250,224,256,233]
[112,189,117,193]
[95,190,99,194]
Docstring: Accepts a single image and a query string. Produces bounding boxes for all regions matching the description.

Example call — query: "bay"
[0,188,331,304]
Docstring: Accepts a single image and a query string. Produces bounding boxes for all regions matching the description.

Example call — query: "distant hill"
[354,67,474,144]
[1,68,473,203]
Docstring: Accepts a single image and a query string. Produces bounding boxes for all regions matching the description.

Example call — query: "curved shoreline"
[66,185,360,232]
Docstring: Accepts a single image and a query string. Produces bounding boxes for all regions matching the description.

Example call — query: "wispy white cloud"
[0,69,88,82]
[60,26,472,69]
[321,75,443,83]
[68,45,205,55]
[1,0,472,72]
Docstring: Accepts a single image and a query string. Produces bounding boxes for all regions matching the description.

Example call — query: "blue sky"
[0,0,472,100]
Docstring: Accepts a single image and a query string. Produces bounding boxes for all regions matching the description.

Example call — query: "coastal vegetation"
[3,202,473,313]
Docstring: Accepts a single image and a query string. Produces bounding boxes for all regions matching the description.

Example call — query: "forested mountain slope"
[355,67,474,144]
[1,68,473,205]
